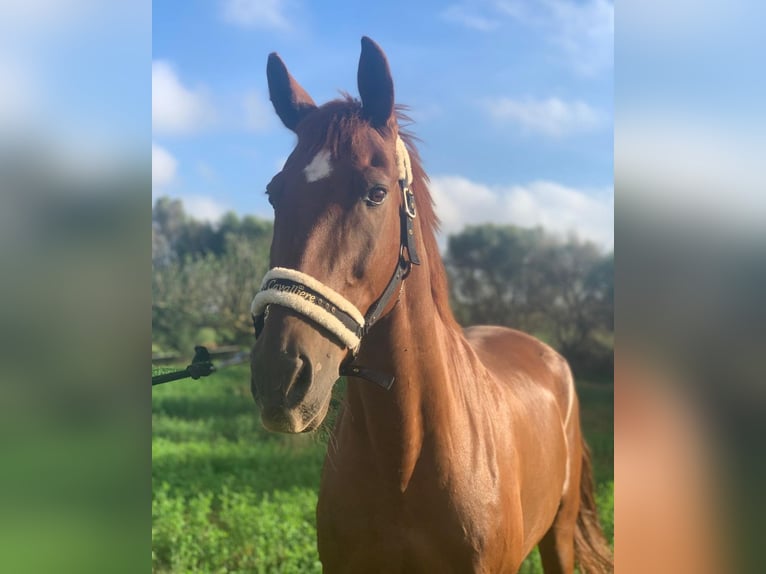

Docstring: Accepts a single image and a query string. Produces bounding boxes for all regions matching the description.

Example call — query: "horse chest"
[317,443,523,573]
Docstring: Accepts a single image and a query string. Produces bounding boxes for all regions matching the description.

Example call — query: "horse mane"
[298,96,458,329]
[396,111,460,330]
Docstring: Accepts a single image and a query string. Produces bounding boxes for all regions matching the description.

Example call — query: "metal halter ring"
[402,182,417,219]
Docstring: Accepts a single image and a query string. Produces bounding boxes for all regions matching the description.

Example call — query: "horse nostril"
[286,354,313,407]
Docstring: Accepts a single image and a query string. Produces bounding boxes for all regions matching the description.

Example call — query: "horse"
[250,37,612,574]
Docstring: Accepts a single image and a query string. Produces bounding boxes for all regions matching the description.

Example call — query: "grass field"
[152,365,613,573]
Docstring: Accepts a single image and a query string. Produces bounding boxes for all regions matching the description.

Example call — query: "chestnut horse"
[250,37,612,573]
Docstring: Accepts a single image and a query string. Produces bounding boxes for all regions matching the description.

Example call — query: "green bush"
[597,481,615,546]
[152,484,321,574]
[194,327,219,347]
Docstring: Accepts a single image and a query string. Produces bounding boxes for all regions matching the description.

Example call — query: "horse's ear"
[357,37,394,128]
[266,52,317,132]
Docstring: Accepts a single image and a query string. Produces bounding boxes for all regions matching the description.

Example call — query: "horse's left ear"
[358,36,395,128]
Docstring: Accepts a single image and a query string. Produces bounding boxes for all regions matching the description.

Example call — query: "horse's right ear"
[357,37,394,128]
[266,53,317,132]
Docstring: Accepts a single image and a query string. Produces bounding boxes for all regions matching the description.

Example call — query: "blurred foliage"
[2,173,150,573]
[151,366,613,573]
[152,198,273,353]
[445,225,613,378]
[152,200,613,378]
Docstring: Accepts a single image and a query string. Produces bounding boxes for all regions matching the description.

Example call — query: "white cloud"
[440,4,499,31]
[406,102,445,124]
[152,60,215,135]
[183,195,228,223]
[620,0,738,46]
[444,0,613,76]
[49,130,137,183]
[0,54,39,129]
[243,90,273,131]
[221,0,292,30]
[151,143,227,223]
[429,175,613,250]
[0,0,92,33]
[617,111,766,236]
[483,97,603,137]
[544,0,614,76]
[0,0,146,32]
[152,142,177,189]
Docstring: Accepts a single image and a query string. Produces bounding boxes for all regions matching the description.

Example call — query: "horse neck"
[342,253,464,489]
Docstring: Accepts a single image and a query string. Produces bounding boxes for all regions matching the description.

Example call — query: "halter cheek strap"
[251,135,420,389]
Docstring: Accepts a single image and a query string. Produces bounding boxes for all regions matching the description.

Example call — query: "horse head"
[250,37,417,433]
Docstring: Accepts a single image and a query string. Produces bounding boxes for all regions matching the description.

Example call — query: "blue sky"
[152,0,614,249]
[0,1,150,172]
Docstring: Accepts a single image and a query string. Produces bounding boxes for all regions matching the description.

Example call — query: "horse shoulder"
[463,324,574,414]
[462,325,576,551]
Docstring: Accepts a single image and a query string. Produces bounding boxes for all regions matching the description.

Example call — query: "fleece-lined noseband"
[251,135,420,389]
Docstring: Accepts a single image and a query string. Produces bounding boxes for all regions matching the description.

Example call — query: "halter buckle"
[402,182,417,219]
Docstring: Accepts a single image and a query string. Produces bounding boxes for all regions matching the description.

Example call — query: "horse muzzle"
[250,307,343,433]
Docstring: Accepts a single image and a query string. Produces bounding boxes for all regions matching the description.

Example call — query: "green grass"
[152,365,613,572]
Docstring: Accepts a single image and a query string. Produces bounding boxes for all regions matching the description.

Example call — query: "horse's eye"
[365,185,388,206]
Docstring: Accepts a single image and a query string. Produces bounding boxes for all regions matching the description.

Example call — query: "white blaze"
[303,149,333,183]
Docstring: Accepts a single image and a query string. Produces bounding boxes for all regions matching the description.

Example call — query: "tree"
[152,197,186,251]
[445,224,613,377]
[540,239,611,356]
[446,225,556,331]
[151,198,273,353]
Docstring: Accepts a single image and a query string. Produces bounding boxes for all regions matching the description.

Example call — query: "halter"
[251,135,420,390]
